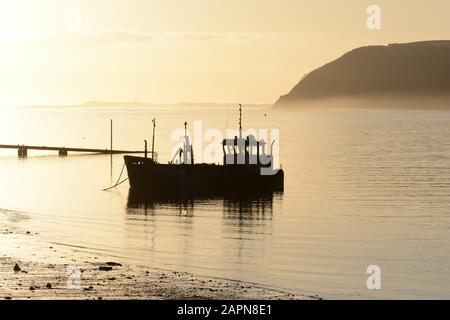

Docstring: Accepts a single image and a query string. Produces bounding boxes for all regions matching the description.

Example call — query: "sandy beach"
[0,257,316,300]
[0,209,316,300]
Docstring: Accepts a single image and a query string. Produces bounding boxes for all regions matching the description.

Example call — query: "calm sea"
[0,105,449,299]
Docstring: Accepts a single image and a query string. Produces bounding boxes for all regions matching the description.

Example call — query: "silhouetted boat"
[124,105,284,197]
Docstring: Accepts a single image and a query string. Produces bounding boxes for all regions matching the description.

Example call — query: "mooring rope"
[103,162,128,191]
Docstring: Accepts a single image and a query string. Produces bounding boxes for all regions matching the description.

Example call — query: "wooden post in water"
[110,119,113,152]
[110,119,113,176]
[151,118,156,161]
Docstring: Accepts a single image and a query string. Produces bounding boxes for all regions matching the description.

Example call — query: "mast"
[181,121,194,165]
[151,118,156,161]
[184,121,188,164]
[239,103,243,139]
[144,140,148,159]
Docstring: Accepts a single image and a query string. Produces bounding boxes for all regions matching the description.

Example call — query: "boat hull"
[124,155,284,197]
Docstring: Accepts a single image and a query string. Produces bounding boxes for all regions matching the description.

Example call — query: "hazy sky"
[1,0,449,106]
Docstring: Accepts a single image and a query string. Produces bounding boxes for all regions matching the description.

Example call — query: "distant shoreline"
[20,102,273,109]
[274,94,450,111]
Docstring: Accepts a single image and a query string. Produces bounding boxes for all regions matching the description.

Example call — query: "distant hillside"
[275,41,450,109]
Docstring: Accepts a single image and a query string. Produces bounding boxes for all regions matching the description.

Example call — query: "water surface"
[0,106,449,299]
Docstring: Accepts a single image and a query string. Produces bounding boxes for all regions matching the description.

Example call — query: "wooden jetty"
[0,144,145,157]
[0,120,150,158]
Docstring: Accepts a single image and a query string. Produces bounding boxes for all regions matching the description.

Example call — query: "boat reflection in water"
[125,189,282,283]
[126,188,281,221]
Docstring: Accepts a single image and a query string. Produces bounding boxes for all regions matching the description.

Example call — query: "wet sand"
[0,210,317,300]
[0,257,318,300]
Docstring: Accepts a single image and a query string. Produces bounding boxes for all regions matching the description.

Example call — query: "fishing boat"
[124,106,284,197]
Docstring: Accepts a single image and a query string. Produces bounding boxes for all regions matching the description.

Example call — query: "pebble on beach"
[99,266,113,271]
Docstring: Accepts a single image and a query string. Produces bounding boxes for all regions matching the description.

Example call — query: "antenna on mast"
[238,104,243,139]
[239,104,242,130]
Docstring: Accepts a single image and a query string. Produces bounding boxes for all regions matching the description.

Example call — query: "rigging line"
[103,161,126,191]
[103,178,129,191]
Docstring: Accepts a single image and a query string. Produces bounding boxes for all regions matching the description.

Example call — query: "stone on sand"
[99,266,113,271]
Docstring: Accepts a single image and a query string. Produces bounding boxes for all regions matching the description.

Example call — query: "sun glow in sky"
[1,0,450,107]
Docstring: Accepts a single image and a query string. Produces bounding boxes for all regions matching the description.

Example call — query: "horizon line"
[18,100,275,108]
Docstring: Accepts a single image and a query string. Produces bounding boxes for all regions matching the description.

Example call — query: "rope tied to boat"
[103,162,128,191]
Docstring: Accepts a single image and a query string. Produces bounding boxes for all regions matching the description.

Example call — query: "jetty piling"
[18,146,27,158]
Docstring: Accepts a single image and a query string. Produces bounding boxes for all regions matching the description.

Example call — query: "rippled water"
[0,106,449,299]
